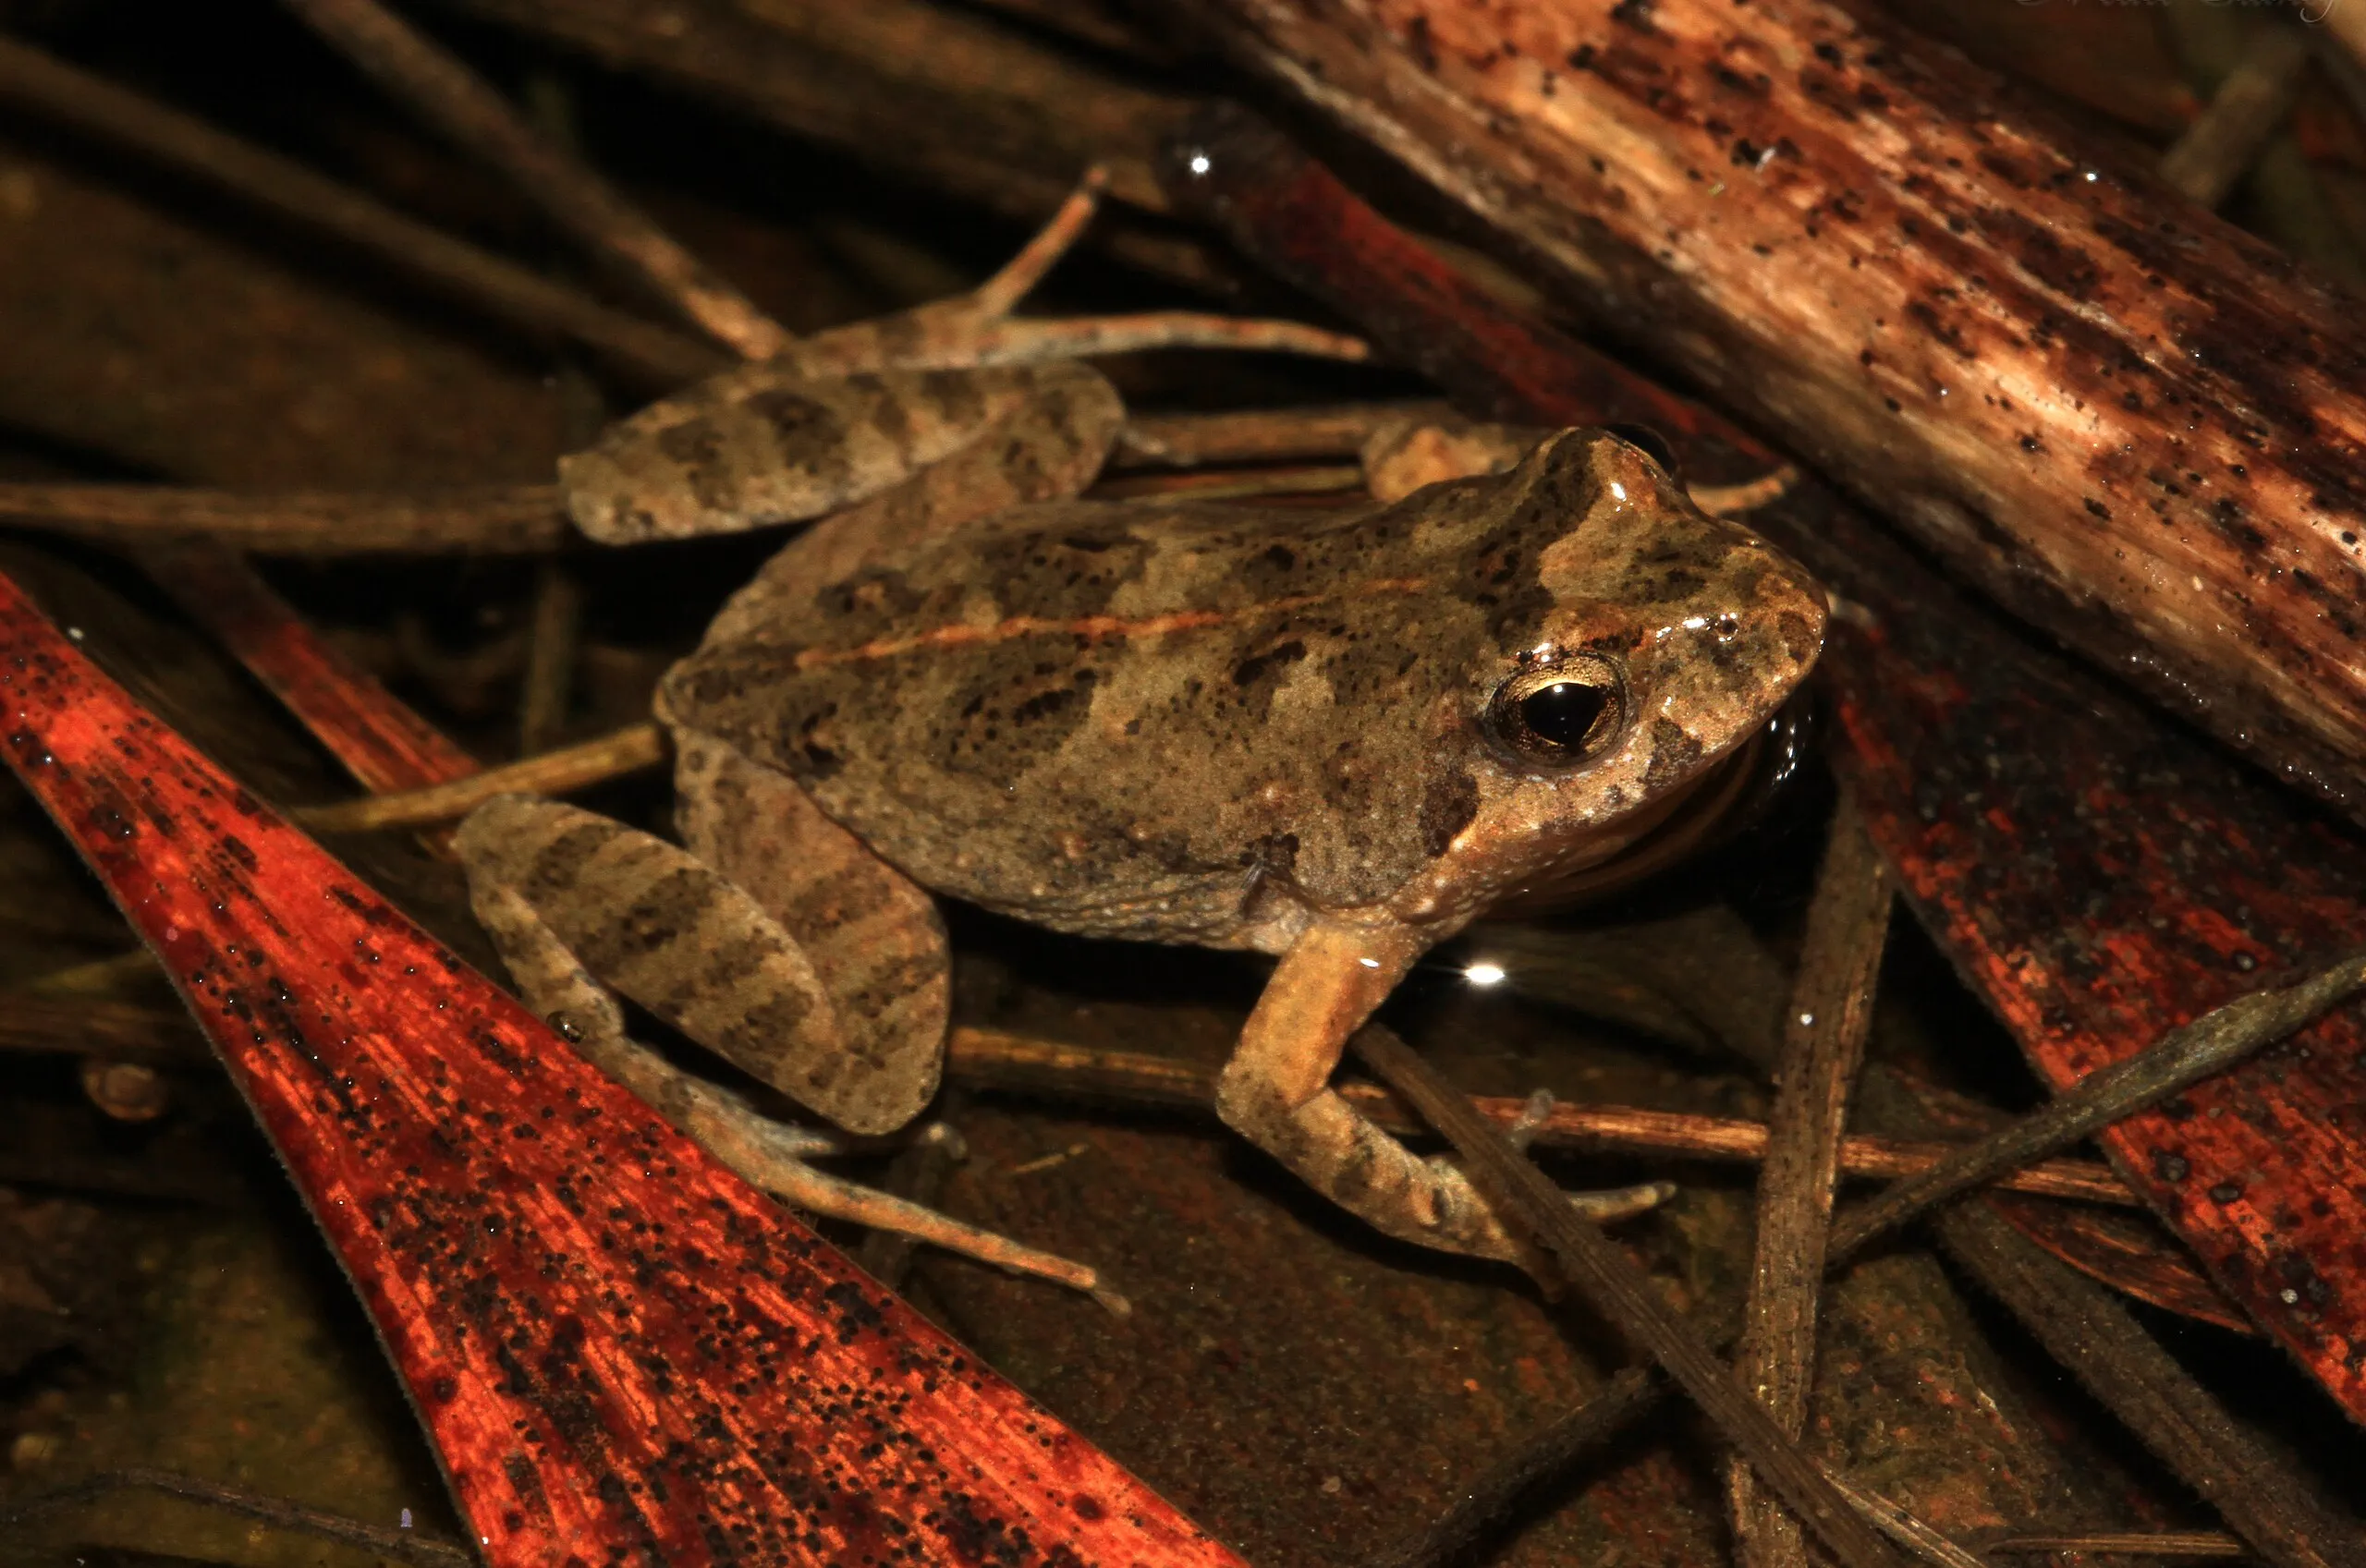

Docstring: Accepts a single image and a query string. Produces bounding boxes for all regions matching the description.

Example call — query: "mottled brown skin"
[652,426,1825,1258]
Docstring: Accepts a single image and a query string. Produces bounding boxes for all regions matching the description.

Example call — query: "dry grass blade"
[0,995,213,1066]
[0,482,567,554]
[1349,1023,1913,1568]
[2158,22,2313,208]
[279,0,794,358]
[0,33,720,386]
[1116,403,1451,468]
[947,1028,2134,1203]
[1986,1533,2249,1558]
[0,1467,477,1568]
[292,721,666,831]
[1731,799,1894,1568]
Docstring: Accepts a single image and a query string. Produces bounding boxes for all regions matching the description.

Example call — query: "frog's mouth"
[1482,698,1814,918]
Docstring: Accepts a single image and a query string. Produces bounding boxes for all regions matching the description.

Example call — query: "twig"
[1828,945,2366,1258]
[1731,798,1894,1568]
[517,555,586,753]
[0,1466,476,1568]
[515,77,602,758]
[1349,1023,1913,1568]
[1985,1533,2249,1558]
[292,720,665,832]
[1352,938,2360,1568]
[1115,403,1451,468]
[279,0,794,359]
[0,482,567,554]
[2158,22,2313,208]
[2157,3,2363,285]
[0,34,718,386]
[945,1028,2132,1201]
[1087,464,1363,502]
[0,999,2139,1209]
[0,995,213,1065]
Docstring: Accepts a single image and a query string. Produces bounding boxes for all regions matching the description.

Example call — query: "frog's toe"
[1567,1179,1678,1223]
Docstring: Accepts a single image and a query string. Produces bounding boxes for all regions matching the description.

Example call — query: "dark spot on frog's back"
[1641,716,1703,796]
[1420,767,1480,857]
[918,368,987,426]
[1232,638,1307,687]
[743,388,848,470]
[653,422,737,511]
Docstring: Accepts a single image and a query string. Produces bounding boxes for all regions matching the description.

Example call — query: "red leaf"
[0,568,1243,1568]
[1827,592,2366,1421]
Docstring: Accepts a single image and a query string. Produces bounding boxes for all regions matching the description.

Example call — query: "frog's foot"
[459,808,1115,1302]
[1361,415,1795,518]
[1495,1088,1677,1220]
[1213,923,1669,1261]
[794,165,1370,376]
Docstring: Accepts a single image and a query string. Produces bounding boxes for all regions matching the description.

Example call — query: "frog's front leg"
[1215,921,1667,1261]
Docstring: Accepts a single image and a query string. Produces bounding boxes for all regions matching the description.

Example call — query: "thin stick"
[2158,22,2313,209]
[517,557,586,753]
[293,721,665,832]
[0,995,214,1065]
[279,0,794,359]
[0,996,2139,1209]
[514,69,604,758]
[1115,403,1451,469]
[1829,945,2366,1258]
[0,1466,475,1568]
[1350,1023,1913,1568]
[0,34,718,386]
[0,482,567,555]
[945,1028,2136,1205]
[1731,799,1894,1568]
[1986,1534,2248,1558]
[1086,464,1363,502]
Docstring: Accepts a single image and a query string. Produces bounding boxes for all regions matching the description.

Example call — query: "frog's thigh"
[1214,921,1524,1261]
[703,364,1124,640]
[456,793,933,1136]
[563,360,1121,554]
[670,728,950,1130]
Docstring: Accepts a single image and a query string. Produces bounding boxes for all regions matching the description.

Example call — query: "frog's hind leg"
[1215,922,1669,1262]
[457,792,1115,1302]
[794,164,1371,375]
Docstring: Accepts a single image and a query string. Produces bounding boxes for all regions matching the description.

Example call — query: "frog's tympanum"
[457,201,1825,1266]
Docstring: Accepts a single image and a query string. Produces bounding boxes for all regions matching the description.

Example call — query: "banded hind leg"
[455,740,1117,1304]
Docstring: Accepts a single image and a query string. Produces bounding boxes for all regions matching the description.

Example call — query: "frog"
[454,180,1827,1270]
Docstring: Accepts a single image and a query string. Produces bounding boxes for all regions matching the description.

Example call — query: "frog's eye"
[1487,656,1627,766]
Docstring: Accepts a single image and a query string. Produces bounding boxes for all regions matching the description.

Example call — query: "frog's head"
[1386,429,1826,927]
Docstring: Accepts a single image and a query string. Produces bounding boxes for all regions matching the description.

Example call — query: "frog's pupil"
[1521,681,1609,749]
